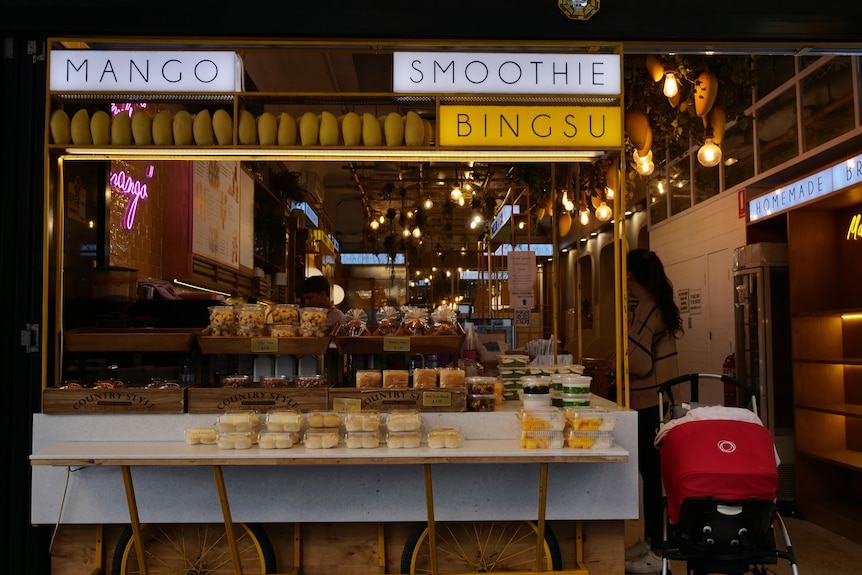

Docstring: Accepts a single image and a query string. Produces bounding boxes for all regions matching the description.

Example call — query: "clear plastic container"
[208,305,236,336]
[467,393,496,412]
[438,368,465,388]
[563,407,618,431]
[296,374,326,388]
[344,430,380,449]
[258,375,290,388]
[217,410,260,433]
[258,431,299,449]
[382,369,409,388]
[300,306,328,337]
[343,411,381,432]
[221,374,252,389]
[236,304,267,337]
[522,392,552,410]
[560,375,592,395]
[269,324,301,338]
[306,410,342,428]
[427,427,463,449]
[565,428,614,449]
[184,427,218,445]
[271,303,300,326]
[386,409,422,432]
[265,410,303,432]
[562,393,591,407]
[518,408,566,432]
[304,428,340,449]
[464,376,497,395]
[356,370,382,388]
[498,354,529,368]
[216,431,255,450]
[386,430,422,448]
[412,368,438,388]
[519,430,564,449]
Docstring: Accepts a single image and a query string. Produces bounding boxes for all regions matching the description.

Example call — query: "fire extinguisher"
[723,352,737,406]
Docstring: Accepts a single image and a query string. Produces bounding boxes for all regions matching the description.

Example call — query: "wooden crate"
[42,387,185,414]
[328,387,466,412]
[187,387,328,413]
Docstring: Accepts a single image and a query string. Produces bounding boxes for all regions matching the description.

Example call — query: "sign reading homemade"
[439,105,621,148]
[49,50,243,92]
[393,52,620,95]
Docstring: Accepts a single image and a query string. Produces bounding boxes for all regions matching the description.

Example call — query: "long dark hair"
[627,248,683,337]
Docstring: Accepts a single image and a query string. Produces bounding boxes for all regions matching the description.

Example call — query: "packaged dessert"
[269,324,300,338]
[438,368,465,388]
[208,305,236,336]
[562,393,591,407]
[184,427,218,445]
[430,305,464,335]
[271,303,300,326]
[565,428,614,449]
[498,354,530,368]
[217,410,259,433]
[295,374,326,388]
[258,375,290,388]
[265,410,303,432]
[221,374,252,389]
[522,391,552,411]
[427,427,463,449]
[396,306,430,336]
[306,410,342,428]
[518,408,566,432]
[386,430,422,449]
[563,407,618,431]
[345,430,380,449]
[343,411,381,432]
[258,431,300,449]
[236,304,266,337]
[217,431,255,450]
[412,368,438,388]
[339,308,369,336]
[386,409,422,432]
[300,306,328,337]
[304,428,340,449]
[464,376,497,395]
[519,430,564,449]
[560,375,592,395]
[375,306,401,335]
[382,369,409,388]
[356,370,382,388]
[467,393,496,412]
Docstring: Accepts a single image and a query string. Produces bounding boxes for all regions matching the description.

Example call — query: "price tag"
[332,397,362,412]
[423,391,452,407]
[250,338,279,354]
[383,337,411,352]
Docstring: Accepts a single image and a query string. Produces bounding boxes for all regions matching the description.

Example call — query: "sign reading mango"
[439,105,621,148]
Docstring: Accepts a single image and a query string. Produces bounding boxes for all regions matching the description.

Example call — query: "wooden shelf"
[796,403,862,419]
[797,447,862,471]
[334,335,465,355]
[64,328,196,352]
[196,334,330,356]
[793,357,862,365]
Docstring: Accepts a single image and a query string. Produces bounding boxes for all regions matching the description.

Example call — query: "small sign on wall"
[689,289,702,315]
[678,288,690,314]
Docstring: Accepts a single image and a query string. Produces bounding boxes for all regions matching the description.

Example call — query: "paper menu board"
[508,250,537,310]
[192,161,241,268]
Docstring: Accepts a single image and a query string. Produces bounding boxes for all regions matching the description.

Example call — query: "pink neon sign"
[110,102,149,118]
[109,164,153,229]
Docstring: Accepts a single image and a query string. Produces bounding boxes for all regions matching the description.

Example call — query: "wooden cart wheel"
[401,520,562,574]
[111,522,276,575]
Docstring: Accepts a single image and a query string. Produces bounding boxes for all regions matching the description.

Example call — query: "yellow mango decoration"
[341,112,362,147]
[131,111,152,145]
[111,112,132,146]
[193,110,214,146]
[212,109,233,145]
[362,113,383,146]
[257,112,278,146]
[694,70,718,117]
[277,112,297,146]
[172,110,193,146]
[49,109,71,145]
[152,110,173,146]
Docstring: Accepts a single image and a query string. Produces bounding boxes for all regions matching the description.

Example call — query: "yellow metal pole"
[551,164,559,357]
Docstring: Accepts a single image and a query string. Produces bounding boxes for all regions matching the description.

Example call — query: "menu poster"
[193,161,240,268]
[238,169,254,270]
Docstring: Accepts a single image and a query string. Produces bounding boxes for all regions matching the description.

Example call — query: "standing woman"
[624,249,683,574]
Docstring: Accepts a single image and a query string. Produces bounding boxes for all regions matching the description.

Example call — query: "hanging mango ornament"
[625,109,651,153]
[591,190,602,210]
[668,90,682,108]
[708,105,727,145]
[544,194,555,218]
[645,55,665,83]
[694,70,719,117]
[605,163,619,200]
[558,211,573,237]
[535,204,546,221]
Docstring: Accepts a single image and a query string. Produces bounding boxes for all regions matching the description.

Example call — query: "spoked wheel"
[401,520,563,574]
[111,523,276,575]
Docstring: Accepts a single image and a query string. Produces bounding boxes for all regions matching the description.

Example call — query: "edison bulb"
[697,138,722,167]
[663,72,679,98]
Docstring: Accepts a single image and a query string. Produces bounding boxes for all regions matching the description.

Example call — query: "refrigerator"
[733,242,795,500]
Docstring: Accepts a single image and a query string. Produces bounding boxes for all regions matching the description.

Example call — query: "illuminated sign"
[295,202,319,227]
[749,153,862,221]
[50,50,243,92]
[439,105,621,148]
[491,205,521,238]
[848,214,862,240]
[110,164,153,230]
[393,52,620,95]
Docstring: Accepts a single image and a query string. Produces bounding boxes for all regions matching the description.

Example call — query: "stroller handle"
[658,373,756,409]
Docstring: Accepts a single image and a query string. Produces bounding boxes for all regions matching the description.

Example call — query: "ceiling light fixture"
[595,200,613,222]
[633,149,655,177]
[662,70,680,98]
[697,126,722,167]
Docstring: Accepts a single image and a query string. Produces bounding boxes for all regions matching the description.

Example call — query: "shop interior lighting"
[697,126,723,167]
[595,200,613,221]
[662,70,680,98]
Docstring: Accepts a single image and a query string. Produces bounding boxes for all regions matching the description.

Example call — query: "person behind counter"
[300,275,346,331]
[624,248,683,574]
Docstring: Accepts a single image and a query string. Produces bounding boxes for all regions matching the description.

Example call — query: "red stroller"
[655,373,799,575]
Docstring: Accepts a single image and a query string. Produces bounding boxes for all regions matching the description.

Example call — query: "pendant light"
[595,200,613,222]
[662,70,680,98]
[697,126,722,168]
